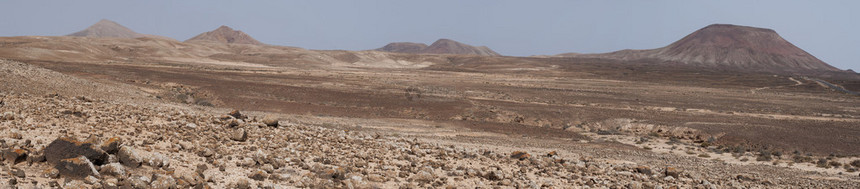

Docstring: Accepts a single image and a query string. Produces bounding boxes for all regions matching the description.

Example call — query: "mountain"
[375,39,500,56]
[419,39,500,56]
[565,24,840,73]
[185,26,264,45]
[375,42,428,53]
[67,19,161,39]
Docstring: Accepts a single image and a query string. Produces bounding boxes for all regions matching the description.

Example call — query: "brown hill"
[418,39,500,56]
[375,42,428,53]
[67,19,175,41]
[185,25,264,45]
[567,24,840,74]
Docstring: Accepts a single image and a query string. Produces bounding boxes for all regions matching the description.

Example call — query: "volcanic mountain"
[567,24,840,73]
[375,42,428,53]
[67,19,174,40]
[185,25,264,45]
[377,39,500,56]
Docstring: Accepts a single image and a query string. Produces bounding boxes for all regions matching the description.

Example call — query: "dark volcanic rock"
[2,148,27,165]
[101,137,122,154]
[45,137,108,165]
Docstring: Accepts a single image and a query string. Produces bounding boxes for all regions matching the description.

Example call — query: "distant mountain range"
[64,20,845,74]
[376,39,500,56]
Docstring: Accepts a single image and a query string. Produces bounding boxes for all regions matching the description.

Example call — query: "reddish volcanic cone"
[568,24,840,74]
[185,26,264,45]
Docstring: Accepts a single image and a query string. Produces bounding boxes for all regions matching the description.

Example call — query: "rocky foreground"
[0,91,852,188]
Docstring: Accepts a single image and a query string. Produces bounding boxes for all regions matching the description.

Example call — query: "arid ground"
[1,34,859,188]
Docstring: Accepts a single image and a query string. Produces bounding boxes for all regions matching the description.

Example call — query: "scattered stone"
[737,174,758,182]
[55,156,101,179]
[26,150,46,164]
[511,151,531,160]
[635,166,652,175]
[484,170,504,180]
[85,175,100,184]
[118,146,143,168]
[249,170,268,181]
[8,177,16,186]
[2,148,28,165]
[262,116,279,127]
[99,163,126,177]
[126,175,152,189]
[44,137,109,165]
[547,151,558,157]
[230,128,248,142]
[664,167,682,178]
[42,168,60,178]
[227,119,240,127]
[229,110,243,119]
[410,170,435,183]
[233,179,251,189]
[11,167,25,178]
[151,174,177,189]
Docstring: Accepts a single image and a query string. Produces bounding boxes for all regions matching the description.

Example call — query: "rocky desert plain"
[0,20,859,188]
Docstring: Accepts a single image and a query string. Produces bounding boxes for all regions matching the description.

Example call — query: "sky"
[1,0,858,70]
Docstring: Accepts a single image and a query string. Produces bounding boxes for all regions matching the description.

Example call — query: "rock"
[229,110,243,119]
[26,150,46,164]
[2,148,28,165]
[85,175,100,184]
[227,119,240,127]
[547,151,558,157]
[262,116,279,127]
[737,174,758,182]
[118,146,143,168]
[64,180,88,189]
[184,123,198,129]
[44,137,109,165]
[1,111,14,120]
[43,168,60,178]
[55,156,101,179]
[101,137,122,154]
[484,170,504,180]
[151,174,177,189]
[233,179,251,189]
[230,128,248,142]
[249,170,268,181]
[99,163,126,177]
[635,166,652,175]
[7,177,16,186]
[125,175,152,189]
[10,167,25,178]
[410,170,435,183]
[664,167,682,178]
[511,151,531,160]
[146,152,170,168]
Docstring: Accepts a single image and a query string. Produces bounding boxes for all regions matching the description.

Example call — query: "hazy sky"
[1,0,858,70]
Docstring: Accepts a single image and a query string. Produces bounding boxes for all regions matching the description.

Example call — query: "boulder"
[118,146,143,168]
[45,137,109,165]
[230,128,248,142]
[99,163,126,177]
[55,156,101,179]
[262,116,279,127]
